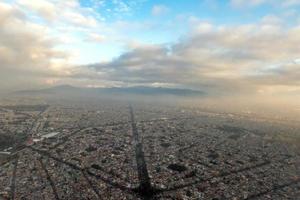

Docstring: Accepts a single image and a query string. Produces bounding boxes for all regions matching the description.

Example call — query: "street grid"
[0,102,299,199]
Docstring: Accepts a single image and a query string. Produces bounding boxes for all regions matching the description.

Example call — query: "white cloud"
[0,2,71,91]
[0,0,154,91]
[62,10,98,27]
[282,0,300,6]
[151,4,169,16]
[1,0,300,100]
[82,19,300,96]
[90,0,149,18]
[230,0,266,7]
[86,33,107,43]
[17,0,101,27]
[17,0,56,21]
[230,0,300,7]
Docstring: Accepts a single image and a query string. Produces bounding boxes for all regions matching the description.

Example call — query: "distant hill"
[15,85,204,97]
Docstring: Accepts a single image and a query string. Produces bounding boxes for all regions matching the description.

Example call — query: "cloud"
[0,0,153,92]
[231,0,268,7]
[0,2,70,92]
[87,0,148,18]
[81,20,300,96]
[86,33,107,43]
[17,0,100,27]
[17,0,56,21]
[282,0,300,6]
[1,0,300,100]
[230,0,300,7]
[151,4,169,16]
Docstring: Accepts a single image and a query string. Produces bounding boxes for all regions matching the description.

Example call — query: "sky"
[1,0,300,102]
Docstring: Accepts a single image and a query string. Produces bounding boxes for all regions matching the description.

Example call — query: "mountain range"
[15,85,205,97]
